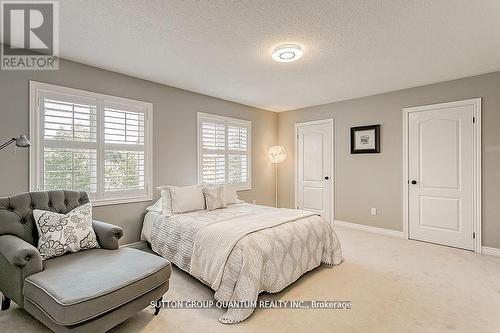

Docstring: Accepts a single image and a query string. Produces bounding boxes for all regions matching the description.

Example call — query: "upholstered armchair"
[0,190,170,333]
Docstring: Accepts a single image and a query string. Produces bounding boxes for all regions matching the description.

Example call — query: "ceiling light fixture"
[272,44,303,63]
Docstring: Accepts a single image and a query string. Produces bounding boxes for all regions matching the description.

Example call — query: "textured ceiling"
[52,1,500,111]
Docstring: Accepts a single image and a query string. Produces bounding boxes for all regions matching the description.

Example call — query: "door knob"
[324,176,329,180]
[411,180,417,185]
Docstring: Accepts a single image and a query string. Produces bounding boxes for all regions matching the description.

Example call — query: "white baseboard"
[481,246,500,257]
[334,220,500,255]
[334,220,404,238]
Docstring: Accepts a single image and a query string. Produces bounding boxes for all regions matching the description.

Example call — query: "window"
[197,112,251,190]
[30,81,153,206]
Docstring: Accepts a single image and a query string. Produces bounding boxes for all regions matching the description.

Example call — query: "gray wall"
[0,58,278,244]
[2,56,498,248]
[278,71,500,248]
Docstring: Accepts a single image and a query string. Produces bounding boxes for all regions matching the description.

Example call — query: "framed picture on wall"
[350,125,380,154]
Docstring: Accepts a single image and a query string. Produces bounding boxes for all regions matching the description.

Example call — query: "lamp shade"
[268,146,286,164]
[15,135,31,148]
[0,134,31,151]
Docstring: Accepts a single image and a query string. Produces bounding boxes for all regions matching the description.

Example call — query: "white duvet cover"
[142,203,342,323]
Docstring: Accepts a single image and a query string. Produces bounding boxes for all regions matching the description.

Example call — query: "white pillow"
[146,198,163,214]
[223,183,239,204]
[33,203,99,260]
[203,185,227,211]
[156,185,174,216]
[170,185,206,214]
[157,185,206,214]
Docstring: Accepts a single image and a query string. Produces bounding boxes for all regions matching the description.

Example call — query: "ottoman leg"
[1,294,10,311]
[154,297,163,316]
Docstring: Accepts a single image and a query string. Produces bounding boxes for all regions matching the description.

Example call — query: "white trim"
[29,81,154,107]
[481,246,500,258]
[197,112,251,126]
[92,196,152,207]
[29,82,41,191]
[402,98,482,253]
[29,81,153,206]
[334,220,404,238]
[196,112,252,191]
[294,118,335,222]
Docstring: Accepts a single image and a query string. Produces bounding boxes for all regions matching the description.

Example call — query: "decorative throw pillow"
[223,183,239,204]
[33,203,99,260]
[169,185,206,214]
[203,185,227,211]
[157,185,207,215]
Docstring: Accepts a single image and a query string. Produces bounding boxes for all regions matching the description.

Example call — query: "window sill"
[91,195,153,207]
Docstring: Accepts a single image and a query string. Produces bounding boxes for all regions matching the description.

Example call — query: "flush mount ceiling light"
[272,44,303,63]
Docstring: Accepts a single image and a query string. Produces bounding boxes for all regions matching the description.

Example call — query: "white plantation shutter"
[227,125,248,184]
[30,82,153,206]
[202,122,225,150]
[43,95,97,142]
[43,148,97,193]
[104,104,145,145]
[227,126,248,151]
[103,102,146,195]
[228,154,248,183]
[202,153,226,184]
[104,150,145,191]
[198,113,251,190]
[200,120,226,185]
[41,91,98,193]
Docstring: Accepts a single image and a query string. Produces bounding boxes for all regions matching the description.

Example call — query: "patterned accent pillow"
[203,185,227,211]
[33,203,99,260]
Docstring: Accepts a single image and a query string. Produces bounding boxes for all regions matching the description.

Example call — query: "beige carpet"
[2,226,500,333]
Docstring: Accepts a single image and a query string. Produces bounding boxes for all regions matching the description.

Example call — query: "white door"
[296,120,333,222]
[408,102,477,250]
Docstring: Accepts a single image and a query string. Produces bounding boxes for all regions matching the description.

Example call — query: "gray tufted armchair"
[0,190,171,333]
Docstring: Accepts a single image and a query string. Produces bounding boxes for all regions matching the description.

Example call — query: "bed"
[141,201,342,323]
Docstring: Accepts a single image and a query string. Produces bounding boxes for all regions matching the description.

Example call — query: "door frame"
[402,98,482,253]
[294,118,335,222]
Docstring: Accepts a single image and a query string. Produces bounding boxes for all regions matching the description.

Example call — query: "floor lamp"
[268,146,286,207]
[0,135,31,151]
